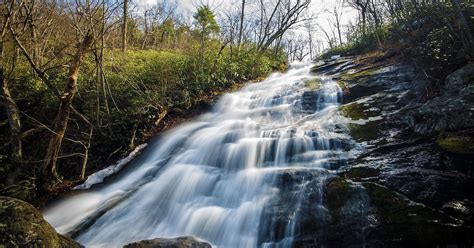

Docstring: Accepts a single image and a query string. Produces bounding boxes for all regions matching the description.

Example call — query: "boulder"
[123,236,212,248]
[0,196,82,248]
[445,63,474,92]
[406,63,474,135]
[408,83,474,135]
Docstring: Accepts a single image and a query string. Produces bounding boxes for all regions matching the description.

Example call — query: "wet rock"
[342,166,380,181]
[346,121,383,143]
[362,182,474,247]
[303,78,322,91]
[258,169,332,246]
[311,58,354,74]
[123,236,211,248]
[324,177,353,217]
[318,56,474,246]
[0,196,82,248]
[320,177,374,247]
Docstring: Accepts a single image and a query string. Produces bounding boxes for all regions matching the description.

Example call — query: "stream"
[44,62,361,248]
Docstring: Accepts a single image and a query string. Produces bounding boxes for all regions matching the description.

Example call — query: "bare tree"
[256,0,311,52]
[328,0,345,46]
[237,0,246,51]
[348,0,369,35]
[122,0,128,52]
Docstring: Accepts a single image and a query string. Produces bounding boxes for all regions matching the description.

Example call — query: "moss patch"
[363,182,456,224]
[362,182,473,245]
[337,80,351,97]
[340,103,367,120]
[0,197,82,247]
[304,78,322,91]
[340,102,382,121]
[436,135,474,155]
[340,68,376,82]
[325,177,351,218]
[347,121,381,142]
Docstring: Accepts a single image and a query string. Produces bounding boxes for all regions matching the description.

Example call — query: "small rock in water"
[123,236,212,248]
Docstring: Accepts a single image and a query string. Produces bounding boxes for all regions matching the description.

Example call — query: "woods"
[0,0,316,202]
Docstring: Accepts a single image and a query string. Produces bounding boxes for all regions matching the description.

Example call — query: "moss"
[436,135,474,155]
[0,197,82,248]
[337,80,347,91]
[362,182,473,245]
[340,103,367,120]
[363,182,457,224]
[325,177,351,218]
[304,78,322,91]
[347,121,381,142]
[339,68,375,82]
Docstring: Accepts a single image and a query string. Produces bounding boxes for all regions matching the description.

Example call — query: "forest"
[0,0,473,247]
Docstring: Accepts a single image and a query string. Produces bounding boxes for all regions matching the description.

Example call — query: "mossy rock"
[362,182,474,246]
[340,102,381,121]
[304,78,322,91]
[339,68,375,82]
[363,182,458,225]
[340,103,367,120]
[324,177,351,218]
[337,80,349,94]
[347,121,381,142]
[0,197,82,248]
[436,135,474,155]
[343,167,380,181]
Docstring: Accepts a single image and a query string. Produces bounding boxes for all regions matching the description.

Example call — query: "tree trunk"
[122,0,128,53]
[141,10,148,49]
[237,0,245,51]
[0,40,22,162]
[42,34,93,182]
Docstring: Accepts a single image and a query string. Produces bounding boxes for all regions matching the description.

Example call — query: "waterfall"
[44,62,356,248]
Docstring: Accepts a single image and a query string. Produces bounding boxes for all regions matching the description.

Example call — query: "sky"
[135,0,359,51]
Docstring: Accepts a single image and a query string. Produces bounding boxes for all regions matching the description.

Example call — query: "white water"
[44,62,356,247]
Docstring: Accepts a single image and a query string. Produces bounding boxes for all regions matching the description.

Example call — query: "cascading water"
[44,62,357,248]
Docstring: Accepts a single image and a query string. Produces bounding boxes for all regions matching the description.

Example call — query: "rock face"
[123,236,212,248]
[304,56,474,247]
[0,196,83,248]
[407,63,474,135]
